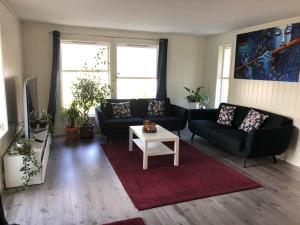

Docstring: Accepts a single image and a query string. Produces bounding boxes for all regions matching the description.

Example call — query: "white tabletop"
[130,125,178,142]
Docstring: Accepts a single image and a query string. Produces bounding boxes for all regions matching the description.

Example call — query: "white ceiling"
[4,0,300,35]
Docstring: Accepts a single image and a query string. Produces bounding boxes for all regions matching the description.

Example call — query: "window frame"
[0,26,8,139]
[115,43,159,99]
[215,44,232,108]
[60,40,111,108]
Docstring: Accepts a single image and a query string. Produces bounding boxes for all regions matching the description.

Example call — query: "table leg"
[129,127,133,152]
[143,141,148,170]
[174,139,179,166]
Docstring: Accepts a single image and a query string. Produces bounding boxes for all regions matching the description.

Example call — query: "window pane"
[62,43,109,71]
[222,47,231,78]
[117,79,156,99]
[220,79,229,103]
[117,46,158,78]
[61,72,109,107]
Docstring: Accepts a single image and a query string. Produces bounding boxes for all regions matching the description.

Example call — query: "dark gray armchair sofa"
[95,98,188,142]
[188,103,294,167]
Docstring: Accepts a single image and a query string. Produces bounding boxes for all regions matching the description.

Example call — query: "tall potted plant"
[183,86,209,109]
[61,101,82,142]
[72,76,111,139]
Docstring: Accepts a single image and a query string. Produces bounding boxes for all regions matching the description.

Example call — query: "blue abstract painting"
[234,22,300,82]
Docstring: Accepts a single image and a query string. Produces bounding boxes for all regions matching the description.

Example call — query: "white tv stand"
[4,130,51,188]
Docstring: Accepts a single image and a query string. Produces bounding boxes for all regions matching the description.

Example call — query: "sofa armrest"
[244,125,294,158]
[95,106,107,134]
[188,109,218,121]
[169,104,188,120]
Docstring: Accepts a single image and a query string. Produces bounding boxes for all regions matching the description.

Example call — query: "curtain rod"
[49,31,159,41]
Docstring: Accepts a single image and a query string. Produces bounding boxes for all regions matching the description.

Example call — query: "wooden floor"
[3,129,300,225]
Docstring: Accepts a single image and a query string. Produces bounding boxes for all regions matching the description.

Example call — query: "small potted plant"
[14,137,41,188]
[15,137,33,155]
[38,110,51,128]
[29,111,39,129]
[72,76,111,139]
[61,101,82,142]
[183,86,209,109]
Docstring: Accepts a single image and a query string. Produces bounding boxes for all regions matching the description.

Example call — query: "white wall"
[204,17,300,167]
[22,22,206,133]
[0,0,24,191]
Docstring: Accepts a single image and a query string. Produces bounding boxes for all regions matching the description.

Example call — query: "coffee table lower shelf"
[133,139,175,156]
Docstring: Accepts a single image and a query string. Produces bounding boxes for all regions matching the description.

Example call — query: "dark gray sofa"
[95,98,188,142]
[188,103,294,167]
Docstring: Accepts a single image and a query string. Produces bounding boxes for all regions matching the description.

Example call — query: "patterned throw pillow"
[239,109,269,133]
[111,102,132,119]
[217,105,236,126]
[148,100,165,116]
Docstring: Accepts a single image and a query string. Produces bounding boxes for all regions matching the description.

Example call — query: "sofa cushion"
[217,105,236,126]
[111,102,132,119]
[211,129,248,152]
[146,116,182,131]
[102,99,135,119]
[104,117,143,131]
[148,100,165,116]
[189,120,230,135]
[239,109,269,133]
[253,109,292,128]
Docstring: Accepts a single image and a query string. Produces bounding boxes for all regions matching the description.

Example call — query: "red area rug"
[102,140,260,210]
[102,217,145,225]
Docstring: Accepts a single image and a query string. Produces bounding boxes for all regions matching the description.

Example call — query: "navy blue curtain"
[156,39,168,99]
[47,31,60,124]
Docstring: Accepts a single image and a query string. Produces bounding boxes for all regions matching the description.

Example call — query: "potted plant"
[29,111,39,129]
[72,76,111,139]
[61,101,82,142]
[183,86,209,109]
[14,137,41,188]
[15,137,32,155]
[38,110,51,128]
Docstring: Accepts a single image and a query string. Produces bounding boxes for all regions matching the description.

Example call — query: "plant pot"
[29,120,38,129]
[65,127,79,142]
[195,102,206,109]
[38,120,48,128]
[190,102,206,109]
[79,124,94,139]
[17,147,27,155]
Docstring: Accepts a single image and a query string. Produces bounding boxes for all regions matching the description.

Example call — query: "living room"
[0,0,300,224]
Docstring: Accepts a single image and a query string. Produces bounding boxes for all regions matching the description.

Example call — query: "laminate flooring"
[3,129,300,225]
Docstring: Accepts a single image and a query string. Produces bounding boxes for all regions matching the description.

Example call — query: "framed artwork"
[234,22,300,82]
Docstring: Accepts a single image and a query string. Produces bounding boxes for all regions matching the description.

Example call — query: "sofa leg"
[272,155,277,164]
[177,131,181,137]
[191,133,195,141]
[243,158,247,168]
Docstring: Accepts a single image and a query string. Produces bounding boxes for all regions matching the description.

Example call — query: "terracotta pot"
[79,124,94,139]
[65,127,79,142]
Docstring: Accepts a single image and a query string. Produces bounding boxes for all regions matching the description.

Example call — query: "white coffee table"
[129,125,179,170]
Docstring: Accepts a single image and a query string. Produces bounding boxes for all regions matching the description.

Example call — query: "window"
[61,42,109,107]
[0,30,8,139]
[215,45,232,107]
[116,44,158,99]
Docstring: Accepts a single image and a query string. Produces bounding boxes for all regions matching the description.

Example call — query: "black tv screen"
[24,77,38,138]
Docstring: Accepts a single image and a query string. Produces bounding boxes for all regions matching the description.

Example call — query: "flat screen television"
[24,77,38,138]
